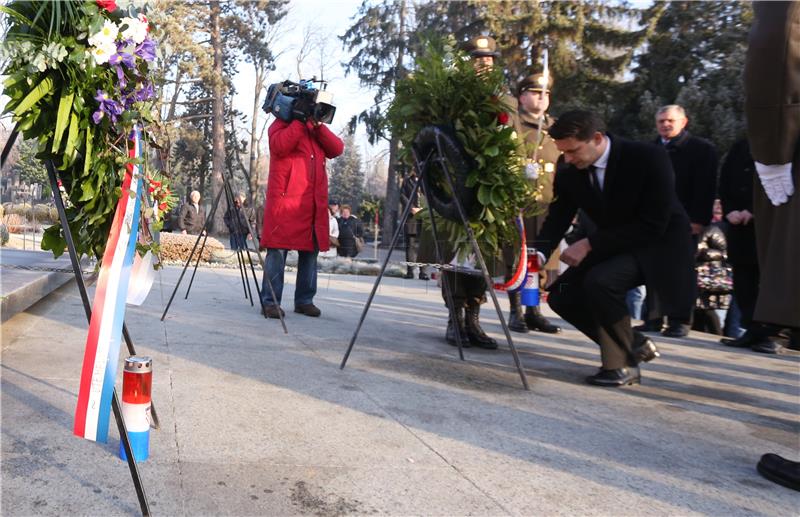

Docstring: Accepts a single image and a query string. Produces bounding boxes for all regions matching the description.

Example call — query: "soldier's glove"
[525,162,540,180]
[755,162,794,206]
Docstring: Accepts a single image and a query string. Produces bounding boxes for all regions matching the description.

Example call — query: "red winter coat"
[260,119,344,251]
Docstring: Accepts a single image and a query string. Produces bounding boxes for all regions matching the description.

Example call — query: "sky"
[230,0,389,164]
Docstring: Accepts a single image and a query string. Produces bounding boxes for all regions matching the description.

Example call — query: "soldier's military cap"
[462,36,500,58]
[517,72,554,96]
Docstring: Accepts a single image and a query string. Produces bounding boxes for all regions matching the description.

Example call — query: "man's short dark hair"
[549,110,607,141]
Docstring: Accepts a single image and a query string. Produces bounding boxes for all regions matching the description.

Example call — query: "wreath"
[387,37,544,261]
[1,0,174,262]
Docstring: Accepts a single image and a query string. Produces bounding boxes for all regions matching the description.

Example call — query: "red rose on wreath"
[497,112,510,125]
[96,0,117,11]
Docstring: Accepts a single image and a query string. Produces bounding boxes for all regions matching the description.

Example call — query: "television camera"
[261,78,336,124]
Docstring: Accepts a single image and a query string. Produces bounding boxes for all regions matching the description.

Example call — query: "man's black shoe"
[524,306,561,334]
[418,272,429,280]
[633,319,663,333]
[752,340,784,354]
[262,304,284,319]
[403,271,414,279]
[757,453,800,492]
[294,303,321,317]
[586,367,641,387]
[661,323,689,338]
[632,336,660,363]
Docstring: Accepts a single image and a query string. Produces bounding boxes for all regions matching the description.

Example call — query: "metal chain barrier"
[0,263,95,275]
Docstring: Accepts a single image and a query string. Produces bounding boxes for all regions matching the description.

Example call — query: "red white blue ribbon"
[74,126,143,442]
[493,213,527,292]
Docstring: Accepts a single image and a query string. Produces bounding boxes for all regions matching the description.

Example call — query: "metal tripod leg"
[341,172,429,367]
[46,160,151,516]
[413,148,467,360]
[430,130,530,390]
[161,184,225,320]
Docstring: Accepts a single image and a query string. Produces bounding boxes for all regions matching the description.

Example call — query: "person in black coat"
[223,192,255,250]
[636,105,718,337]
[336,204,363,258]
[718,138,788,353]
[535,110,695,387]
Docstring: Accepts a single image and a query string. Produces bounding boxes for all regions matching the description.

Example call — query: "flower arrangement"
[387,37,542,260]
[1,0,174,262]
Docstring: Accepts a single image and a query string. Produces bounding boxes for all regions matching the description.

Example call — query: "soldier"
[505,72,562,334]
[437,35,506,350]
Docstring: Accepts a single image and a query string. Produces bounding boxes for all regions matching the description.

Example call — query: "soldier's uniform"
[503,73,562,334]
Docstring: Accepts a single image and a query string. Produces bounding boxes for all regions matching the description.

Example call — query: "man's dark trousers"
[549,254,645,369]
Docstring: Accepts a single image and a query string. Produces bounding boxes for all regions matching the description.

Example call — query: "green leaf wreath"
[1,0,174,262]
[387,37,543,261]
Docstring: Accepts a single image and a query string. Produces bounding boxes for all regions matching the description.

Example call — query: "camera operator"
[259,114,344,318]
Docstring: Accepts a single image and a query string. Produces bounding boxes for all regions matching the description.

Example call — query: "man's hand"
[690,223,704,235]
[411,207,421,215]
[181,230,187,235]
[726,210,754,225]
[560,238,592,267]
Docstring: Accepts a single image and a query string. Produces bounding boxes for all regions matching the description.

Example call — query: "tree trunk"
[210,0,226,233]
[381,0,406,247]
[248,65,264,206]
[382,136,400,247]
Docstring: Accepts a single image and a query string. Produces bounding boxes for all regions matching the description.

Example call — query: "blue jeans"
[260,248,318,306]
[626,285,646,320]
[230,233,247,250]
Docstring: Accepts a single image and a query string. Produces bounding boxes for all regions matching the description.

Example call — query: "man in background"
[178,190,206,235]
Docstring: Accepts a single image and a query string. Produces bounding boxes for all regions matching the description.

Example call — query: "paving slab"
[0,249,85,322]
[2,265,799,516]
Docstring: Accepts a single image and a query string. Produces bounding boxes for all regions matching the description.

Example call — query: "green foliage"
[2,0,171,260]
[387,38,535,259]
[8,139,52,197]
[0,223,8,246]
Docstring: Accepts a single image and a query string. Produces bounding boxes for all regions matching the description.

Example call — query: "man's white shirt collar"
[590,135,611,190]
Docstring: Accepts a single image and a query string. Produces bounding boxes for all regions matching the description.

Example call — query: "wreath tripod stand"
[340,126,530,390]
[159,167,287,334]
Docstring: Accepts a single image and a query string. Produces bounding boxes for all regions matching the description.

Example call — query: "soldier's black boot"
[524,305,561,334]
[445,307,469,347]
[465,301,498,349]
[508,291,529,333]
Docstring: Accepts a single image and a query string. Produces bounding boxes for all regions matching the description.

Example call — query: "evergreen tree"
[340,0,411,241]
[329,134,365,210]
[618,1,752,154]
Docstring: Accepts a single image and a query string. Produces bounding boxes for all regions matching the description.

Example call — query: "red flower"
[159,202,168,211]
[96,0,117,11]
[497,112,510,125]
[149,186,155,193]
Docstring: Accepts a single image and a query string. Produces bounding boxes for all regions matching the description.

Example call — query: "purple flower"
[113,64,127,89]
[134,81,154,102]
[109,51,135,68]
[135,38,156,62]
[93,90,124,124]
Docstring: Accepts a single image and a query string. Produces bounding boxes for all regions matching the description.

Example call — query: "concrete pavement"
[2,264,799,516]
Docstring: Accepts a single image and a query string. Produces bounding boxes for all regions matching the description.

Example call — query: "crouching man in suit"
[533,110,695,387]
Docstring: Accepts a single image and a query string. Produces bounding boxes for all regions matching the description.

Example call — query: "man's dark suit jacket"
[535,134,696,321]
[654,130,718,227]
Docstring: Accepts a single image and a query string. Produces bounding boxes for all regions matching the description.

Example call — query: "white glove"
[525,162,539,180]
[755,162,794,206]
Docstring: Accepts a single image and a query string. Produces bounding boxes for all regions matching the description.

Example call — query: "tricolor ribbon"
[493,213,527,292]
[74,126,144,442]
